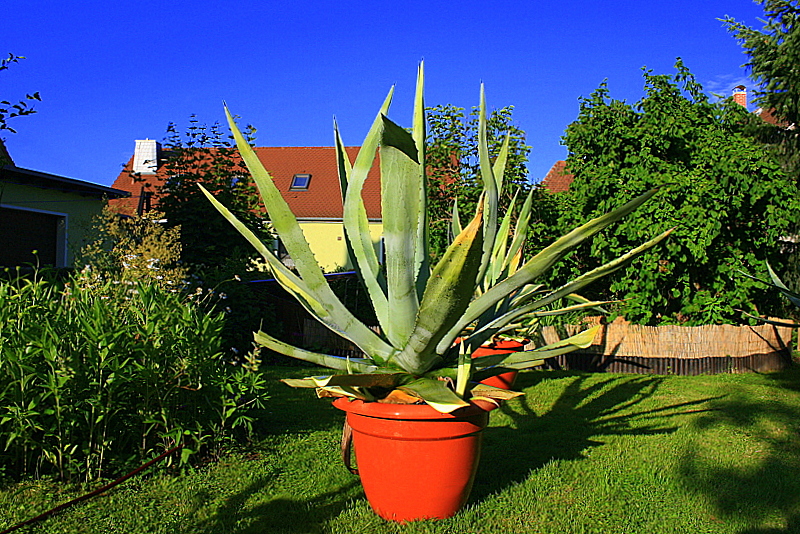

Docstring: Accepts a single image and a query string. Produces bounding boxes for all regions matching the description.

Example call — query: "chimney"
[733,85,747,108]
[132,139,161,174]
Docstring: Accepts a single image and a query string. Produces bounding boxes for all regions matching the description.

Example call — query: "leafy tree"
[0,53,40,136]
[0,53,40,166]
[555,60,800,325]
[724,1,800,175]
[144,117,277,357]
[80,205,187,289]
[425,104,533,260]
[155,116,271,271]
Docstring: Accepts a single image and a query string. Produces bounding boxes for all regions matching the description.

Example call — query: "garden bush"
[0,267,268,482]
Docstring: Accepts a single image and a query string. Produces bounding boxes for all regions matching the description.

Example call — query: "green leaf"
[254,330,377,372]
[282,373,408,390]
[391,203,484,374]
[412,61,430,298]
[222,107,394,363]
[767,263,800,307]
[439,187,666,353]
[503,188,534,273]
[380,114,423,345]
[451,198,463,239]
[471,326,600,378]
[342,89,394,337]
[398,377,470,413]
[488,190,517,286]
[476,86,500,288]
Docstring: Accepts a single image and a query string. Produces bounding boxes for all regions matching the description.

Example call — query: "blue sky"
[3,0,766,187]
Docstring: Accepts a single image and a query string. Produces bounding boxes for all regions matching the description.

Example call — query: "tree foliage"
[143,117,277,357]
[155,116,271,271]
[0,53,40,167]
[80,205,187,289]
[425,104,533,260]
[0,53,40,136]
[724,0,800,175]
[556,60,800,325]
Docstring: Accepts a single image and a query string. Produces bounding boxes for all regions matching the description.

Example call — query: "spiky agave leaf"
[223,107,396,364]
[390,202,484,375]
[253,331,377,372]
[380,115,423,346]
[205,63,670,414]
[469,384,525,408]
[397,377,470,413]
[471,325,600,373]
[411,61,430,297]
[337,91,394,340]
[437,188,669,355]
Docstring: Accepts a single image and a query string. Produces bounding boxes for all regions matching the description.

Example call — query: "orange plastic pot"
[333,397,491,523]
[472,339,526,389]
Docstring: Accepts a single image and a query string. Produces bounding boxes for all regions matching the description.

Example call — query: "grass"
[3,365,800,533]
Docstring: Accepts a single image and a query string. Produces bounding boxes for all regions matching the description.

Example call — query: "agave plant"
[201,64,672,413]
[453,179,611,353]
[740,263,800,327]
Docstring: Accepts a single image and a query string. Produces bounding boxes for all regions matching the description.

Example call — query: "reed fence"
[539,316,794,375]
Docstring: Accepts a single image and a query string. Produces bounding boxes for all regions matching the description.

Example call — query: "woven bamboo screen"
[540,316,793,360]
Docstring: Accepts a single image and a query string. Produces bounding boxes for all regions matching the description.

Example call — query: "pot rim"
[332,397,494,420]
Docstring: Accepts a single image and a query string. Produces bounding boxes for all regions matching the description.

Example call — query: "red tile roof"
[109,146,381,219]
[756,107,786,127]
[541,160,573,193]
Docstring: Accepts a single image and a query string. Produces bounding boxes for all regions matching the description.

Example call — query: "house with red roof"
[541,160,573,193]
[109,140,382,272]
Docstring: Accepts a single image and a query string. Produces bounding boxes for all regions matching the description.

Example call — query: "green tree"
[148,117,277,357]
[80,205,187,289]
[0,53,40,166]
[724,1,800,175]
[555,60,800,325]
[155,116,271,271]
[425,104,533,260]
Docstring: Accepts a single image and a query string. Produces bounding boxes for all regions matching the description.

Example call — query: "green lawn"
[3,366,800,533]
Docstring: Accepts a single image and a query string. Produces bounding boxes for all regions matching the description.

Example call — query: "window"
[0,206,67,268]
[289,173,311,190]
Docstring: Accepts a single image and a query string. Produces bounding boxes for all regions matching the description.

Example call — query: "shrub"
[0,267,268,482]
[80,206,187,289]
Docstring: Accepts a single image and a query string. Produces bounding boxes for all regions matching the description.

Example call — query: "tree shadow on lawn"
[472,370,716,501]
[193,474,363,534]
[178,369,364,533]
[677,379,800,534]
[251,369,345,437]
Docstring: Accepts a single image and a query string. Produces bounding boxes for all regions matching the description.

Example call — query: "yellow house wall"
[298,220,383,272]
[0,181,106,267]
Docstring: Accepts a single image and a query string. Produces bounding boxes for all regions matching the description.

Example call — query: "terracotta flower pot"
[472,339,526,389]
[333,397,491,523]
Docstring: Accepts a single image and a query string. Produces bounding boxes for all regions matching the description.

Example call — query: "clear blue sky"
[3,0,767,187]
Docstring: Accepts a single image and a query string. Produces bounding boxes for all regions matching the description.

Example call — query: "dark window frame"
[289,173,311,190]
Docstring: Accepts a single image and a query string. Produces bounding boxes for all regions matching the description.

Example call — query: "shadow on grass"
[677,372,800,534]
[193,474,362,534]
[473,370,713,501]
[251,368,345,437]
[185,368,366,533]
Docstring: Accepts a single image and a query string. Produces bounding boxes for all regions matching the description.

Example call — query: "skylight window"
[290,173,311,190]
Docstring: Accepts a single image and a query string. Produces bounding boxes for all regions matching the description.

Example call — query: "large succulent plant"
[202,64,671,413]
